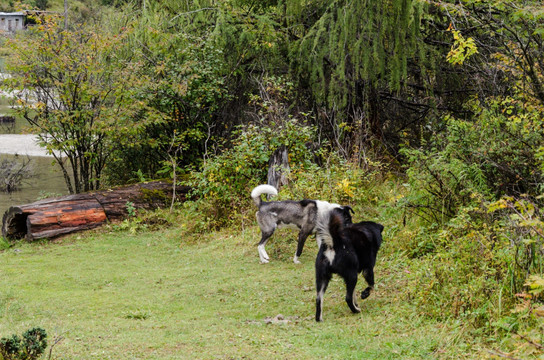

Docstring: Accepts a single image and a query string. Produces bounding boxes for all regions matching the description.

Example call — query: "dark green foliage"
[0,335,21,360]
[21,328,47,360]
[32,0,48,10]
[288,0,427,151]
[0,328,47,360]
[103,4,231,184]
[293,0,421,100]
[401,95,544,226]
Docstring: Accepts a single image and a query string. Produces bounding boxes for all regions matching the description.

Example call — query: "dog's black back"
[315,209,383,321]
[344,221,383,273]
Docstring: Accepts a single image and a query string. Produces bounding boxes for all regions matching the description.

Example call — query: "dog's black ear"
[342,206,354,224]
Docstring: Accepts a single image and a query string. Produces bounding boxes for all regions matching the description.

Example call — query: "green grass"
[1,214,484,359]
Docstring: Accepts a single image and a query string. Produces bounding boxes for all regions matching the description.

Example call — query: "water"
[0,154,67,216]
[0,98,69,218]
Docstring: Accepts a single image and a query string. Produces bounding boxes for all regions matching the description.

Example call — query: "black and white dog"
[251,184,353,264]
[315,208,384,321]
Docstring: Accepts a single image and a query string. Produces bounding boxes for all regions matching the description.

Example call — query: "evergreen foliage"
[293,0,422,100]
[289,0,425,150]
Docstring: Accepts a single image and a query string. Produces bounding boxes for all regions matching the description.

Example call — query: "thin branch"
[486,350,521,360]
[169,7,218,23]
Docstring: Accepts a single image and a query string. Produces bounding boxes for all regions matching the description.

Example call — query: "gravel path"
[0,134,54,157]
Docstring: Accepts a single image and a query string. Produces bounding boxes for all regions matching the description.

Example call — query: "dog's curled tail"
[251,184,278,207]
[328,209,346,246]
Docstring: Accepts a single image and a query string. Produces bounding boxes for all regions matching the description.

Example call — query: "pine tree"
[288,0,424,145]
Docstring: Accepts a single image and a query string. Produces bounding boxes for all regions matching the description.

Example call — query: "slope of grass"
[1,211,485,359]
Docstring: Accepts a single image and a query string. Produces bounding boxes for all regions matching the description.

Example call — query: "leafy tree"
[189,117,318,224]
[437,0,544,105]
[102,3,230,183]
[4,17,148,193]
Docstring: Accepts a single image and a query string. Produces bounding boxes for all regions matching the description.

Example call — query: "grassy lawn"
[1,217,481,359]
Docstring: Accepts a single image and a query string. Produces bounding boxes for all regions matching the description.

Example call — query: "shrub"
[405,195,544,333]
[281,153,385,212]
[0,156,34,193]
[401,97,544,227]
[0,327,47,360]
[188,118,318,226]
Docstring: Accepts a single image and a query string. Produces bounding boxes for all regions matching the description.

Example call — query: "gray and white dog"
[251,184,353,264]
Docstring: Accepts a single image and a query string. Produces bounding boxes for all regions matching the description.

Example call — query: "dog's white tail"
[251,184,278,207]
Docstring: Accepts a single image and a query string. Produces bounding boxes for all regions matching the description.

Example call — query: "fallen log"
[2,181,190,241]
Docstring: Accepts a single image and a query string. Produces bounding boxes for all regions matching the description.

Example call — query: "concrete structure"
[0,12,25,33]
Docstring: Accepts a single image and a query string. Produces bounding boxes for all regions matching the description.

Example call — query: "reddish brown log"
[2,181,190,241]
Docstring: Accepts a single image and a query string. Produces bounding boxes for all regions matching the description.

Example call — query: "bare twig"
[515,332,544,350]
[48,335,65,360]
[486,349,521,360]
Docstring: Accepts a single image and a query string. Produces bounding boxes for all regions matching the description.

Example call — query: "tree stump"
[267,145,290,195]
[2,181,190,241]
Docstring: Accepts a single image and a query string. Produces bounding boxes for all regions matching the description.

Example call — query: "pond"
[0,96,69,218]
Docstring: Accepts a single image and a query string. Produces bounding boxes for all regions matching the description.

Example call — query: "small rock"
[264,314,289,325]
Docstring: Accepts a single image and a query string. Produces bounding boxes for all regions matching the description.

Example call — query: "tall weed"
[399,96,544,339]
[403,195,544,337]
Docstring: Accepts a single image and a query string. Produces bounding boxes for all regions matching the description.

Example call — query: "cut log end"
[2,207,27,240]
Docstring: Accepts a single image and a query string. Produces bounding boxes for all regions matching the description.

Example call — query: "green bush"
[401,97,544,227]
[188,118,318,226]
[0,328,47,360]
[403,195,544,334]
[399,95,544,333]
[280,153,385,212]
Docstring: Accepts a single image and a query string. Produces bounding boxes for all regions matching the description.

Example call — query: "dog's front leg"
[315,256,332,322]
[294,227,313,264]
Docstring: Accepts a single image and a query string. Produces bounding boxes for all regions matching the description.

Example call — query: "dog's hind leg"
[257,231,274,263]
[256,212,276,263]
[360,267,375,299]
[344,272,361,314]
